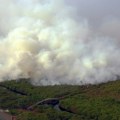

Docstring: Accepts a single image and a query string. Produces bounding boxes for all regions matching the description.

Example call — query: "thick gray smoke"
[0,0,120,85]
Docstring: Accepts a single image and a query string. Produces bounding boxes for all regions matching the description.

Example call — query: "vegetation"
[0,79,120,120]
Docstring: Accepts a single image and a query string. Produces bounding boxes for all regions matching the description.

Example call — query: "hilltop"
[0,79,120,120]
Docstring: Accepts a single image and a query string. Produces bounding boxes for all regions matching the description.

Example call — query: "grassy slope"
[0,79,120,120]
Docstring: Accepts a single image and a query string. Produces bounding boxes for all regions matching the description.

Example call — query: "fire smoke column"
[0,0,120,85]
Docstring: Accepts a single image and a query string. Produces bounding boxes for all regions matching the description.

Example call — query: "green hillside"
[0,79,120,120]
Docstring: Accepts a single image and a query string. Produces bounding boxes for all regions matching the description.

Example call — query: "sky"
[65,0,120,40]
[66,0,120,25]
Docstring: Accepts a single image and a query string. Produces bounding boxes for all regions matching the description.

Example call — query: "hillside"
[0,79,120,120]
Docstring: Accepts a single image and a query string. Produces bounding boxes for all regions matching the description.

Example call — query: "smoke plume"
[0,0,120,85]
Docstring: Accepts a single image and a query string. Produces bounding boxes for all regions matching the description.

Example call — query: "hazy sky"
[66,0,120,25]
